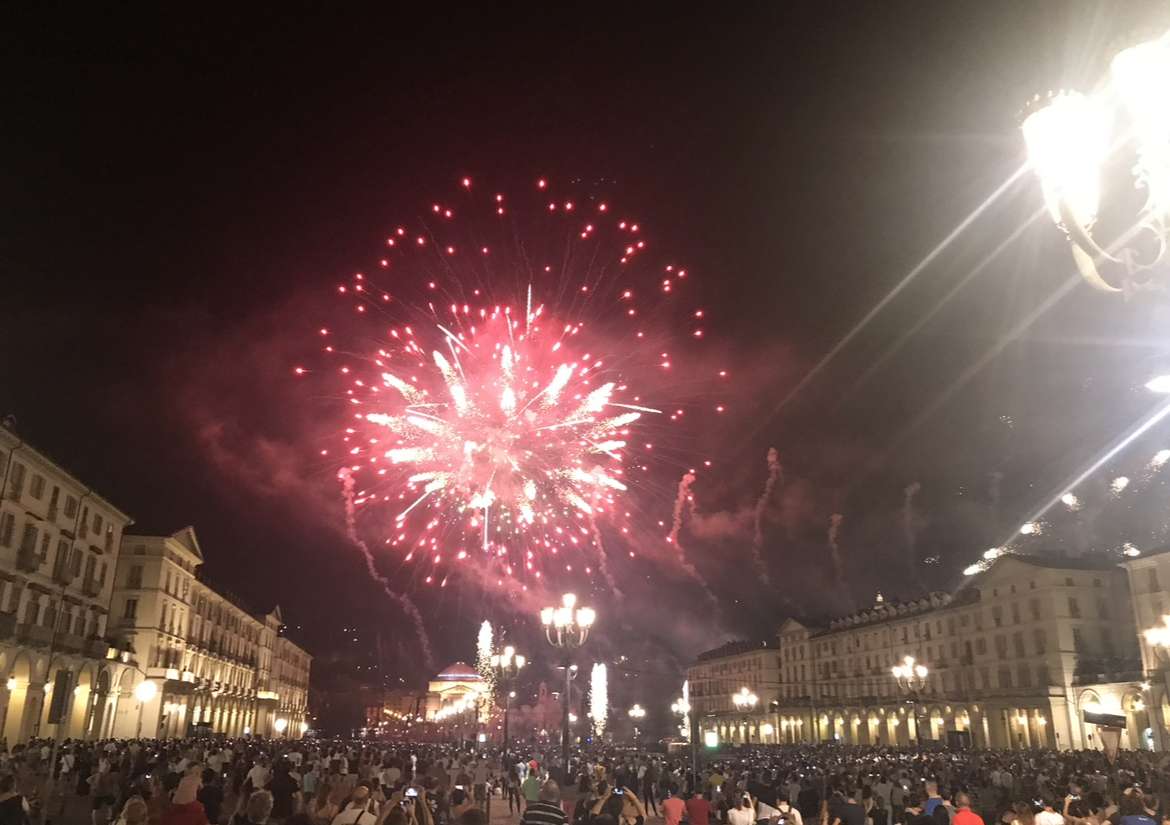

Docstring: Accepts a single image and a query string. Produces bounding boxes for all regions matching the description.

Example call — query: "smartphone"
[405,788,419,798]
[614,788,625,796]
[455,786,464,791]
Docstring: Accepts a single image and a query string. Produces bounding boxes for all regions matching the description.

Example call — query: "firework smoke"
[901,481,925,585]
[749,447,781,583]
[668,471,716,600]
[590,662,608,738]
[588,514,622,597]
[339,469,435,669]
[827,512,846,582]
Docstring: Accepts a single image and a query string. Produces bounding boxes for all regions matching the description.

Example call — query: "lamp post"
[732,687,758,744]
[540,593,595,785]
[671,694,697,790]
[490,645,526,766]
[628,704,646,744]
[891,655,929,745]
[1021,31,1170,295]
[133,679,158,739]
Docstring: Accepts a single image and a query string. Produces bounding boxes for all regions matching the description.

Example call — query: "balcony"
[84,638,109,660]
[0,613,16,641]
[52,565,75,587]
[15,623,53,648]
[81,577,101,597]
[58,633,85,654]
[6,485,22,501]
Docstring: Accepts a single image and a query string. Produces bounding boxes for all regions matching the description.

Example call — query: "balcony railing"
[15,623,54,647]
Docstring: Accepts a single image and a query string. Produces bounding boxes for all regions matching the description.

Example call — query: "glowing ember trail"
[306,176,717,587]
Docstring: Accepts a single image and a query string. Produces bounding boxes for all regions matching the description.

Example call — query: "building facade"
[111,528,313,739]
[689,554,1151,752]
[0,419,315,744]
[0,426,134,744]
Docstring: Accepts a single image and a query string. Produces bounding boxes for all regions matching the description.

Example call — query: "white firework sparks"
[590,662,608,738]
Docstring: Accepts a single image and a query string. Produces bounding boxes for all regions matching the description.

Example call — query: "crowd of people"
[0,739,1168,825]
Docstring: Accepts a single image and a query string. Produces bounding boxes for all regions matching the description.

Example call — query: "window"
[1068,597,1081,618]
[128,565,143,589]
[19,524,38,555]
[79,507,88,537]
[9,463,25,496]
[1072,627,1085,653]
[998,666,1012,689]
[1033,628,1047,654]
[1011,603,1021,624]
[92,513,103,534]
[1016,663,1031,687]
[84,555,95,583]
[1030,599,1041,620]
[63,495,78,518]
[1013,632,1026,657]
[29,474,45,500]
[975,638,987,655]
[994,635,1008,659]
[53,539,69,578]
[123,599,138,620]
[1151,569,1161,593]
[1037,664,1050,684]
[133,544,146,555]
[1065,576,1075,587]
[1097,599,1110,619]
[0,513,13,547]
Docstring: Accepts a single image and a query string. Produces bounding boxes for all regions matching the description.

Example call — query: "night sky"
[5,3,1170,732]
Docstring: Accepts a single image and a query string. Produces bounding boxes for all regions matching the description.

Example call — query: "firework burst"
[304,176,721,588]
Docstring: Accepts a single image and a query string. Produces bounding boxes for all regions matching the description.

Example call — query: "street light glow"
[1111,32,1170,222]
[134,680,158,703]
[1022,91,1112,230]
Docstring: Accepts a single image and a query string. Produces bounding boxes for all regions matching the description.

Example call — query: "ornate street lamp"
[490,645,526,766]
[628,703,646,744]
[732,687,758,743]
[540,593,595,783]
[891,655,929,745]
[1022,31,1170,294]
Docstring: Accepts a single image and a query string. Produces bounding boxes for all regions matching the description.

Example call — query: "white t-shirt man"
[247,762,271,789]
[729,805,756,825]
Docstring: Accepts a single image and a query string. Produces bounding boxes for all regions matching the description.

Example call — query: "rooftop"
[696,639,773,662]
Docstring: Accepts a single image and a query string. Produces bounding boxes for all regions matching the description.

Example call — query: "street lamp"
[133,679,158,739]
[891,655,929,745]
[540,593,595,784]
[732,687,758,743]
[490,645,526,766]
[1022,31,1170,294]
[628,703,646,744]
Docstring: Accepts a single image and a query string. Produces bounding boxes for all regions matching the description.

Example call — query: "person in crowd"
[270,761,302,822]
[329,786,378,825]
[521,781,567,825]
[307,782,339,825]
[522,772,543,810]
[688,790,713,825]
[662,786,685,825]
[0,773,28,825]
[234,791,274,825]
[199,769,225,825]
[162,772,210,825]
[952,793,984,825]
[729,793,756,825]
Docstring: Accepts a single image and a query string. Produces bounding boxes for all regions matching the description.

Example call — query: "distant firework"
[302,177,721,588]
